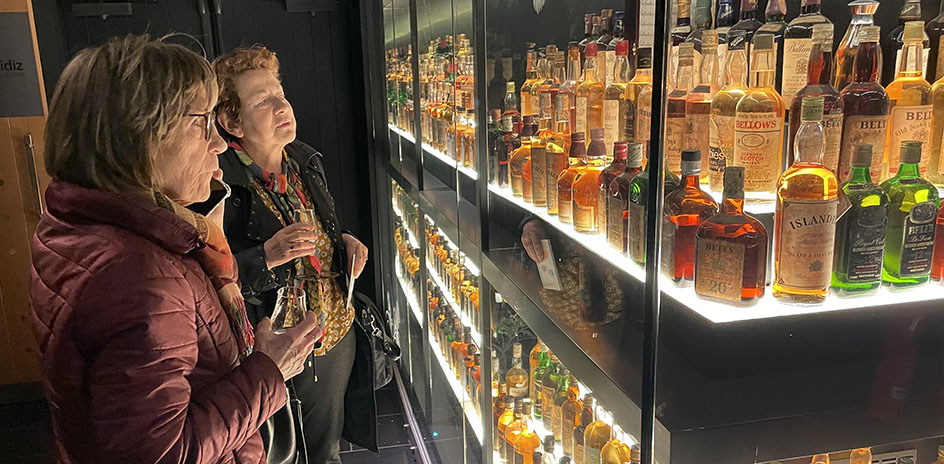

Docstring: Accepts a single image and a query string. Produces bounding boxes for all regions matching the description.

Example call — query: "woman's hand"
[342,233,369,278]
[263,223,318,269]
[521,220,547,263]
[253,316,323,380]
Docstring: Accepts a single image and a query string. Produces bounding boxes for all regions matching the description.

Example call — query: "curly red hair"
[212,45,281,124]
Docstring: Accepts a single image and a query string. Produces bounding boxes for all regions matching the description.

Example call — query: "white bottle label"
[576,96,589,135]
[887,105,933,176]
[781,38,813,106]
[639,0,656,49]
[777,199,839,290]
[603,100,621,153]
[822,112,844,175]
[839,115,888,182]
[733,111,784,193]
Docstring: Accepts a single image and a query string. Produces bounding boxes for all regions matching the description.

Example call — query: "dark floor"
[0,382,419,464]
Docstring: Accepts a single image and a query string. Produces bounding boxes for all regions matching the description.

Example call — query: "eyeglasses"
[185,110,217,141]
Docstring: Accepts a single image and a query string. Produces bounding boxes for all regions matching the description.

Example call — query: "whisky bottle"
[542,436,557,464]
[788,23,843,174]
[773,96,840,303]
[715,0,738,64]
[629,153,682,265]
[488,109,503,184]
[683,0,712,71]
[609,143,645,253]
[883,0,930,86]
[849,449,871,464]
[831,145,888,296]
[547,100,572,215]
[510,116,536,200]
[560,44,583,129]
[505,81,522,128]
[577,43,606,139]
[885,21,933,179]
[558,132,589,224]
[600,425,632,464]
[541,353,561,429]
[531,346,550,416]
[729,0,763,65]
[927,0,944,82]
[598,141,629,239]
[573,129,608,232]
[812,454,831,464]
[669,0,693,89]
[833,0,880,93]
[626,47,653,112]
[781,0,831,106]
[604,41,632,152]
[709,30,749,192]
[928,71,944,186]
[533,46,559,122]
[573,395,594,464]
[514,402,542,464]
[755,0,787,94]
[695,166,768,304]
[497,396,517,459]
[668,43,696,176]
[663,149,720,285]
[581,15,602,61]
[506,342,530,398]
[839,26,890,183]
[498,113,520,187]
[932,202,944,280]
[583,406,612,464]
[505,398,528,459]
[521,49,539,118]
[686,30,721,181]
[596,10,616,88]
[733,33,785,196]
[528,340,545,390]
[532,117,554,208]
[551,368,571,440]
[881,141,940,289]
[560,375,583,457]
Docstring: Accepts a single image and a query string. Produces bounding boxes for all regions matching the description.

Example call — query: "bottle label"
[546,151,567,214]
[733,111,783,192]
[540,93,553,120]
[660,217,677,278]
[669,44,680,88]
[603,50,616,88]
[686,108,711,174]
[822,112,843,174]
[530,94,541,119]
[574,444,585,464]
[887,105,933,176]
[695,238,746,302]
[709,113,735,192]
[531,147,548,207]
[781,38,814,105]
[574,203,596,231]
[597,187,609,237]
[637,103,652,143]
[541,385,555,416]
[842,204,886,282]
[937,36,944,82]
[899,201,938,277]
[777,199,839,289]
[508,384,529,397]
[552,405,562,438]
[895,48,930,82]
[639,0,656,48]
[666,116,687,175]
[608,193,627,252]
[629,201,647,263]
[839,115,888,182]
[576,96,589,135]
[585,445,603,464]
[603,99,621,152]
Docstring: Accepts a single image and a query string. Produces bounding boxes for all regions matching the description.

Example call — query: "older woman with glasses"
[29,35,322,463]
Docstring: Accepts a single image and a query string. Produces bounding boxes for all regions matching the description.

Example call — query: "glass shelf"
[428,331,485,444]
[423,141,480,180]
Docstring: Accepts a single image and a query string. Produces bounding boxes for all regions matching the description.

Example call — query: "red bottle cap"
[616,40,629,56]
[585,43,598,57]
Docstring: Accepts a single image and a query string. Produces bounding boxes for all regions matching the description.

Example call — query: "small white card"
[536,239,562,291]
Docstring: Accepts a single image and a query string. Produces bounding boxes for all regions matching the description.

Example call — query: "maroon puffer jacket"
[30,180,286,463]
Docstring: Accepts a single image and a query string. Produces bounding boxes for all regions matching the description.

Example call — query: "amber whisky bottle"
[662,149,719,285]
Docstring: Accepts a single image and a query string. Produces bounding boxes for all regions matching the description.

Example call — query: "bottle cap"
[800,96,825,123]
[638,47,653,68]
[812,23,834,46]
[543,435,556,451]
[559,457,572,464]
[585,42,598,57]
[631,445,641,462]
[766,0,786,15]
[681,149,701,174]
[549,352,559,362]
[523,115,534,126]
[903,21,925,42]
[852,145,873,168]
[590,127,605,141]
[682,149,701,162]
[506,81,516,93]
[558,367,570,377]
[900,140,923,164]
[702,30,718,51]
[546,44,558,55]
[727,30,746,51]
[614,141,629,160]
[582,393,593,404]
[571,132,586,143]
[513,342,522,357]
[858,26,881,43]
[753,33,774,51]
[679,42,695,59]
[627,142,644,167]
[723,166,745,199]
[616,40,629,56]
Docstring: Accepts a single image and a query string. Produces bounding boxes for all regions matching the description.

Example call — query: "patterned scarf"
[230,141,322,274]
[153,191,255,359]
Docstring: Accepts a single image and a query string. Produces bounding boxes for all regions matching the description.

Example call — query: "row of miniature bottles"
[425,222,481,330]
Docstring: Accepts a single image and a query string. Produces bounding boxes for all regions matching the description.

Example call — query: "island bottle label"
[778,199,839,289]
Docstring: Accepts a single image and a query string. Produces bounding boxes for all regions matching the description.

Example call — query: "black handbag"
[352,290,401,390]
[260,382,308,464]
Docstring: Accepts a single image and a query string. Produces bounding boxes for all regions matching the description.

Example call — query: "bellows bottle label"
[734,112,783,192]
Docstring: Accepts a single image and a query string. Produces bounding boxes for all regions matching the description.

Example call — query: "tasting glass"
[271,286,307,334]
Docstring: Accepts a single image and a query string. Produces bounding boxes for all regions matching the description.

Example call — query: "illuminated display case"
[368,0,944,463]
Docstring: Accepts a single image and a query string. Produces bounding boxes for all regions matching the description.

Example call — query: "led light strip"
[488,183,944,324]
[395,259,424,328]
[388,123,416,144]
[428,332,485,443]
[426,262,483,345]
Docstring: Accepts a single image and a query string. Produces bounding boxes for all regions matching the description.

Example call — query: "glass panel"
[652,0,944,462]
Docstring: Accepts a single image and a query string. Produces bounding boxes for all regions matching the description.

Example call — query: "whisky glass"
[293,208,318,246]
[272,286,307,334]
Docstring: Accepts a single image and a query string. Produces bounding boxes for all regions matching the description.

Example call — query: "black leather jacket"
[219,140,379,452]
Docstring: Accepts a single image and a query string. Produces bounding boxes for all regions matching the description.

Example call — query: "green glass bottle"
[831,145,889,296]
[552,372,575,441]
[628,158,682,265]
[540,353,561,430]
[881,141,940,289]
[531,350,550,420]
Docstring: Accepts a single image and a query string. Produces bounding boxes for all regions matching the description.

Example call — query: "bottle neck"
[853,42,880,83]
[898,40,925,77]
[850,13,875,26]
[726,50,749,86]
[624,164,643,174]
[750,49,775,88]
[681,169,701,187]
[721,196,745,215]
[897,161,922,178]
[794,120,825,165]
[615,55,632,83]
[677,1,691,27]
[584,56,599,82]
[740,0,756,20]
[800,0,821,15]
[676,60,695,90]
[700,50,720,86]
[808,46,834,85]
[567,55,582,81]
[717,1,736,27]
[847,165,873,185]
